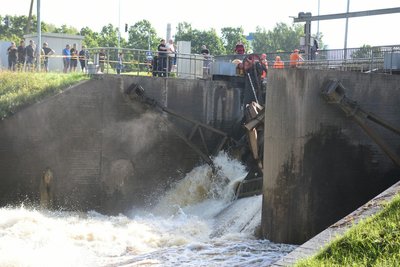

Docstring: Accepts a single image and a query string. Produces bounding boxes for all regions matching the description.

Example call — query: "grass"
[295,193,400,267]
[0,71,88,119]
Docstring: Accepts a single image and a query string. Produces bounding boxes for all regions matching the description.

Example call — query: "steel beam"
[294,7,400,22]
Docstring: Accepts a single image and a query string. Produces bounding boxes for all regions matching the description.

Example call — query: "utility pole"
[343,0,350,60]
[25,0,34,34]
[37,0,41,72]
[317,0,320,39]
[118,0,121,48]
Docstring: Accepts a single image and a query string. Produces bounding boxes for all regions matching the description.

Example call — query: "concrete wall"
[0,75,243,214]
[262,69,400,244]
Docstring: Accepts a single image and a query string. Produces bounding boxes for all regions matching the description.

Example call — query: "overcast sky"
[2,0,399,49]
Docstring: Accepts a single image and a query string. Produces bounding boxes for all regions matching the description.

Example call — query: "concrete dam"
[0,69,399,245]
[0,75,247,214]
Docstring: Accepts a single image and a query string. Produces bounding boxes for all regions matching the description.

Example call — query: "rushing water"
[0,152,296,267]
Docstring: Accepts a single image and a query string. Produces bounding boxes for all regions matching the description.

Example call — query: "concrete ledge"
[271,180,400,266]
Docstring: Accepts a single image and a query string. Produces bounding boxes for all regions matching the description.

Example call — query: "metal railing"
[263,45,400,74]
[6,45,397,76]
[84,47,214,79]
[214,45,400,74]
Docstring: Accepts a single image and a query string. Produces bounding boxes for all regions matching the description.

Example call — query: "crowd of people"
[232,40,310,69]
[5,37,316,75]
[5,40,90,73]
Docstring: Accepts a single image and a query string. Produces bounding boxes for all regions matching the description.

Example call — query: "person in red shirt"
[289,49,304,68]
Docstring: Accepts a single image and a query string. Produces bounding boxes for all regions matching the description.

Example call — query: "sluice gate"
[123,82,265,199]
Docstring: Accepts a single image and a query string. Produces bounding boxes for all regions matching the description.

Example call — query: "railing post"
[390,46,394,75]
[106,48,109,74]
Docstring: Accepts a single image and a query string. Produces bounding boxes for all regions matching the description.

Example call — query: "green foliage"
[80,27,99,48]
[98,24,123,48]
[192,29,226,56]
[53,24,79,35]
[295,194,400,267]
[252,23,304,54]
[1,14,330,57]
[351,45,384,59]
[175,23,226,55]
[220,27,248,54]
[0,72,87,119]
[1,15,29,43]
[127,20,157,51]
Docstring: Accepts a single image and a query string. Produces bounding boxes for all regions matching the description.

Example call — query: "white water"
[0,152,296,267]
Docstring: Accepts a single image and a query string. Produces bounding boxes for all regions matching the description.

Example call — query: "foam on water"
[0,152,296,267]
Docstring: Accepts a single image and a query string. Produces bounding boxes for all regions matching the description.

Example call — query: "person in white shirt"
[166,39,176,73]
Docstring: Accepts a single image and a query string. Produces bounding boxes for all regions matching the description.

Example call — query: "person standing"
[62,44,71,73]
[116,52,123,75]
[98,49,106,73]
[289,49,304,68]
[25,40,36,71]
[234,41,245,55]
[17,40,26,71]
[201,45,209,56]
[273,56,284,69]
[7,41,18,71]
[79,45,89,73]
[201,45,211,77]
[260,53,268,80]
[70,43,78,72]
[166,39,176,73]
[41,42,55,72]
[311,39,319,60]
[157,39,167,77]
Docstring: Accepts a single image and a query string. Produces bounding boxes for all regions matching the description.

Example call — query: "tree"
[220,27,248,54]
[80,26,99,48]
[53,24,78,35]
[175,22,195,41]
[190,29,225,56]
[127,20,157,51]
[351,45,383,60]
[0,15,47,43]
[252,23,304,54]
[174,23,226,55]
[98,24,122,48]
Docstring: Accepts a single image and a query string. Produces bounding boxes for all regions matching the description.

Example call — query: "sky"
[1,0,399,49]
